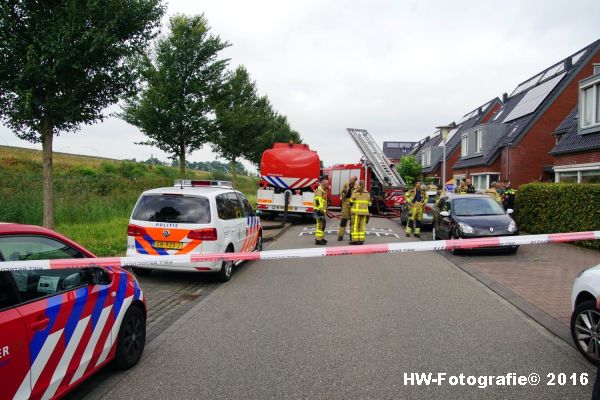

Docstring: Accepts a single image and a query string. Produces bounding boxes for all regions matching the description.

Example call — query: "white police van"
[126,180,262,281]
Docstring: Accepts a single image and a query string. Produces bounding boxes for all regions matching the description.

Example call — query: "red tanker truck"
[256,142,320,217]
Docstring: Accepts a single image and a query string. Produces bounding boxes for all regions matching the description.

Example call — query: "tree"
[0,0,165,228]
[121,14,229,177]
[212,66,272,186]
[244,107,303,166]
[397,155,422,187]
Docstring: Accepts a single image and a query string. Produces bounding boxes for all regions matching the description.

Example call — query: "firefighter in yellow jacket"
[349,181,371,245]
[337,176,357,241]
[313,177,330,245]
[405,180,428,238]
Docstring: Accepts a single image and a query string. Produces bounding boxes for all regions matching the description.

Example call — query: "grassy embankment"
[0,146,258,256]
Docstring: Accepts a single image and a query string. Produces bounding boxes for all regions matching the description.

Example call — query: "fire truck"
[257,129,405,218]
[326,129,406,212]
[256,142,320,217]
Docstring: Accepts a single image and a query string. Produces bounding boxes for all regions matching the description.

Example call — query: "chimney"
[564,57,573,71]
[502,93,508,103]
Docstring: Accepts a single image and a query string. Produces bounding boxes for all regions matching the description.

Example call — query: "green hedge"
[514,183,600,250]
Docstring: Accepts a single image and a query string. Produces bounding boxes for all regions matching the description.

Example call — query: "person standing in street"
[337,175,357,241]
[465,178,476,194]
[313,177,329,245]
[485,181,502,204]
[349,180,371,245]
[455,180,468,194]
[503,182,516,211]
[405,180,428,238]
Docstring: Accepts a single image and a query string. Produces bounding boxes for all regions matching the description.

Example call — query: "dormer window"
[474,129,483,153]
[421,148,431,167]
[461,135,468,157]
[579,74,600,132]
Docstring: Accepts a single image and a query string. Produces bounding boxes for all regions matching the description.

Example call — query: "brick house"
[451,39,600,190]
[550,63,600,183]
[418,98,502,185]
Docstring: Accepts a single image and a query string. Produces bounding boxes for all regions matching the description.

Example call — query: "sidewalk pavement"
[442,240,600,342]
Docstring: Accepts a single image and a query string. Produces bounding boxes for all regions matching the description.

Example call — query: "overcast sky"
[1,0,599,171]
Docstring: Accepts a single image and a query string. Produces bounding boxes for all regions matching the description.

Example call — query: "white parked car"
[571,264,600,365]
[126,180,262,281]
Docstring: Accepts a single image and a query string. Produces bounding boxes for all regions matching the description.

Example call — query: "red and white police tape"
[1,231,599,272]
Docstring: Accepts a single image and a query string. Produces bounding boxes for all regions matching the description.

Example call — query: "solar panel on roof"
[540,62,565,82]
[572,49,587,65]
[445,126,461,142]
[503,73,565,123]
[510,73,544,97]
[492,109,504,121]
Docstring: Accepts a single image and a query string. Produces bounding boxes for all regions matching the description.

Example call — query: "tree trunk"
[179,144,185,177]
[41,120,54,229]
[231,158,237,188]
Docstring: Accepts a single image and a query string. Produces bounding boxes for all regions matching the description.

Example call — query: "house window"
[472,175,487,191]
[475,129,483,153]
[580,79,600,129]
[461,135,468,157]
[421,149,431,167]
[582,170,600,183]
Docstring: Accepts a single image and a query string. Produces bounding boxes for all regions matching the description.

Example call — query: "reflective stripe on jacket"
[314,185,328,212]
[350,191,371,215]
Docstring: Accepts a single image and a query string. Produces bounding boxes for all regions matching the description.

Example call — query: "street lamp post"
[435,123,456,191]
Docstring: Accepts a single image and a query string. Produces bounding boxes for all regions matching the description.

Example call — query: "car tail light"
[424,205,433,213]
[307,207,314,212]
[187,228,218,241]
[127,224,147,237]
[257,204,268,209]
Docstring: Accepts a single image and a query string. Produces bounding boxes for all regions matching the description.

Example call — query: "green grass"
[0,145,258,256]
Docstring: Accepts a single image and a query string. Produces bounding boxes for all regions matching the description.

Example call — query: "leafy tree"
[397,155,422,187]
[0,0,165,228]
[122,14,229,177]
[212,66,273,186]
[244,107,302,166]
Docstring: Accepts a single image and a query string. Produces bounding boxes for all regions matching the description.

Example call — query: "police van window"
[132,195,211,224]
[216,194,232,220]
[236,193,254,216]
[226,192,244,219]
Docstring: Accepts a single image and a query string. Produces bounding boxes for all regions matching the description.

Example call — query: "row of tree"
[0,1,299,228]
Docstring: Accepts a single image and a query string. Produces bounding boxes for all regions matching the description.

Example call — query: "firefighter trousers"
[405,202,424,236]
[315,215,326,240]
[337,199,351,238]
[351,214,367,243]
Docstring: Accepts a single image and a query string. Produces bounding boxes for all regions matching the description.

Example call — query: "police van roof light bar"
[174,179,233,188]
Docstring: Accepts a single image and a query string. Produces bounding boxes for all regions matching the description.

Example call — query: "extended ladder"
[346,128,405,187]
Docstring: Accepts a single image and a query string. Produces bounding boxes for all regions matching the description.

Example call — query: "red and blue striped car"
[0,223,146,400]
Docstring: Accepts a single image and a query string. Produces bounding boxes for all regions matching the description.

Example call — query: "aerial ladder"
[346,128,406,188]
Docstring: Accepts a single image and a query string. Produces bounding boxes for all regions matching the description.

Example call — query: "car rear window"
[132,195,211,224]
[428,194,437,204]
[453,197,505,216]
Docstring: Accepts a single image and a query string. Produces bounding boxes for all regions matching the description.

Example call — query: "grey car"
[400,191,438,227]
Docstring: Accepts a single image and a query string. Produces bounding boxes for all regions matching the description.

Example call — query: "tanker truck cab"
[126,180,262,282]
[257,142,321,218]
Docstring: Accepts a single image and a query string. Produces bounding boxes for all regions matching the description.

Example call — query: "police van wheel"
[112,305,146,370]
[132,267,152,277]
[216,247,234,282]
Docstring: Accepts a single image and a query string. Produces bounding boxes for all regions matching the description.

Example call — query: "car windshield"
[453,197,505,216]
[132,194,211,223]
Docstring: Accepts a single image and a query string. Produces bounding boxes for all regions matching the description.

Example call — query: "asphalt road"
[98,217,594,400]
